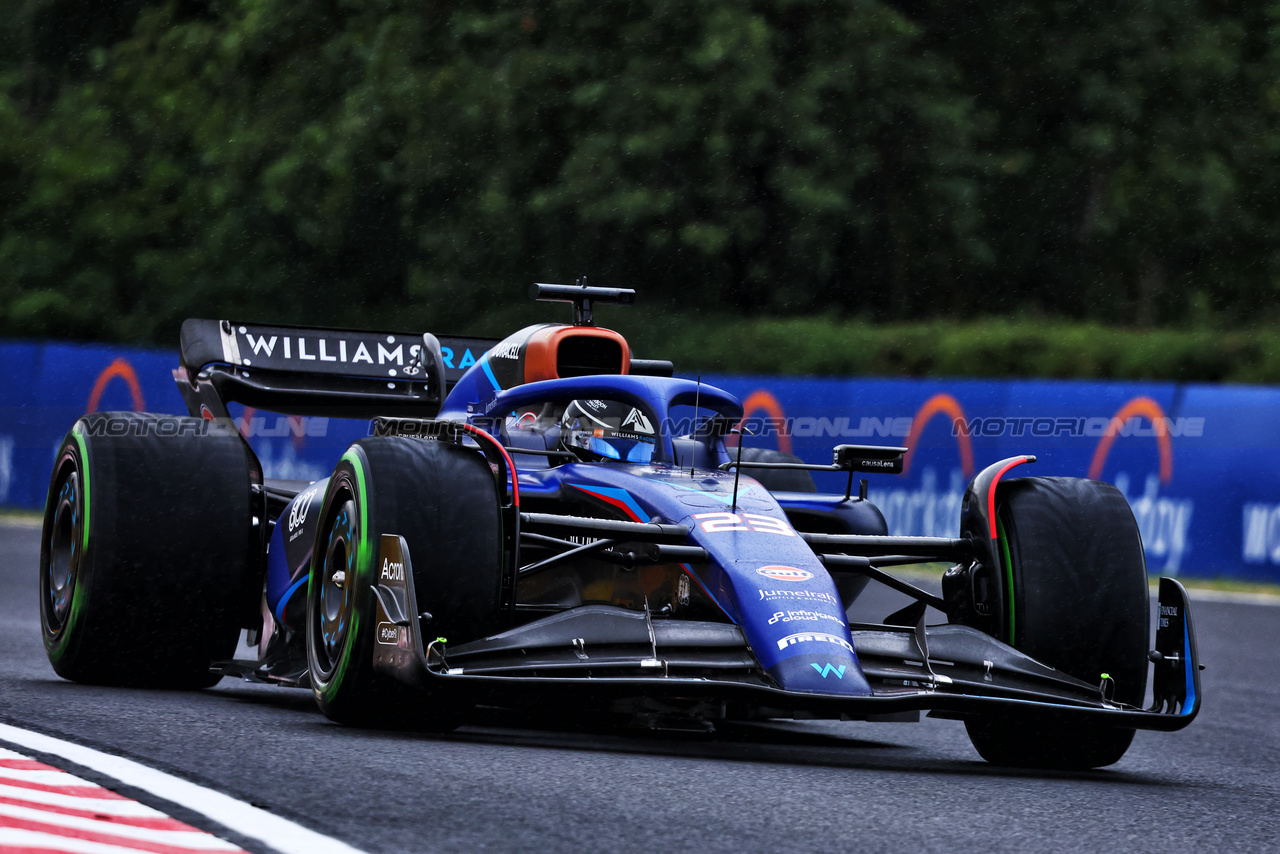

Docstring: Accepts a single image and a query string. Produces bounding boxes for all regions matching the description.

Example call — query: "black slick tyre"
[737,447,817,493]
[307,437,504,728]
[40,413,258,687]
[963,476,1149,770]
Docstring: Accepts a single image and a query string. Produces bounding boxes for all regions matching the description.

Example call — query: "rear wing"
[175,318,498,419]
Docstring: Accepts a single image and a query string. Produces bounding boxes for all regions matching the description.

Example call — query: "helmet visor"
[586,435,655,464]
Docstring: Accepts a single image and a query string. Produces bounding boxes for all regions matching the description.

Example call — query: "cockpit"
[496,386,741,471]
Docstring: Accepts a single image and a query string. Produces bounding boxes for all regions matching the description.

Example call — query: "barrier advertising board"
[5,340,1279,583]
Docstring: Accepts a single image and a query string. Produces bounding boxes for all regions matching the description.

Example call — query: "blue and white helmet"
[561,399,657,464]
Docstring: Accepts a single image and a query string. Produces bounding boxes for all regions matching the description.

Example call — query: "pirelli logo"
[775,632,856,653]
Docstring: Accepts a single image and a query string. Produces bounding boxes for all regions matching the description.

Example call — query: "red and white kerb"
[0,746,244,854]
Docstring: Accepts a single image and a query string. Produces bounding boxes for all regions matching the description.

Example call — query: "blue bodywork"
[244,318,1202,747]
[266,480,328,624]
[446,358,876,696]
[266,333,885,696]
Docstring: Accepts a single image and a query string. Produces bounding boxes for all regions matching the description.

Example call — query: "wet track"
[2,519,1278,853]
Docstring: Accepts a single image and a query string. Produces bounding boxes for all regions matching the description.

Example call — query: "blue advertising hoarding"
[703,375,1271,583]
[4,341,372,509]
[5,339,1279,583]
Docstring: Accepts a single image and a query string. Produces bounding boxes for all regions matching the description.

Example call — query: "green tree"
[899,0,1280,325]
[0,0,987,339]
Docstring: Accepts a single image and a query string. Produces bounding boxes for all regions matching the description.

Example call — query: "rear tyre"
[307,437,504,728]
[737,447,816,493]
[40,413,258,687]
[962,477,1149,769]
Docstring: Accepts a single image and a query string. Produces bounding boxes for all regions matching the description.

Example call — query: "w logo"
[811,663,846,679]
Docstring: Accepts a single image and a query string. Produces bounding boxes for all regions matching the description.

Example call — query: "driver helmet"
[561,399,657,464]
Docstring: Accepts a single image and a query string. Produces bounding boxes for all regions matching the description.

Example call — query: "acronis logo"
[811,663,846,679]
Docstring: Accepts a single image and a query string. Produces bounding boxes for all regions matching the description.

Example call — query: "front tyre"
[961,477,1150,770]
[307,437,504,727]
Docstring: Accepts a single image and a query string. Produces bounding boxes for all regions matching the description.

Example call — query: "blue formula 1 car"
[38,284,1201,769]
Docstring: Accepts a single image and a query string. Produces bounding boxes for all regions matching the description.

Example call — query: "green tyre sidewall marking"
[313,447,371,710]
[72,423,90,554]
[996,510,1015,646]
[45,423,91,669]
[332,447,371,694]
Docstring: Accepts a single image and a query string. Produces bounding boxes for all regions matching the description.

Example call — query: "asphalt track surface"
[2,520,1279,854]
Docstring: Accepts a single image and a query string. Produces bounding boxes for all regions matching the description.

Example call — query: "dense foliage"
[627,314,1280,381]
[2,0,1279,368]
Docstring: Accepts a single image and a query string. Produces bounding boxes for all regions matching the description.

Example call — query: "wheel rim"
[316,497,358,676]
[44,470,80,635]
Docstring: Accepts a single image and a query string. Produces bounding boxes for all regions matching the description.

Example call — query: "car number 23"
[693,512,796,536]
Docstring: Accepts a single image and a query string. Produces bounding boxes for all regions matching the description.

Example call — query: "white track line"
[0,801,242,848]
[0,782,162,816]
[0,766,104,786]
[0,827,191,854]
[0,723,367,854]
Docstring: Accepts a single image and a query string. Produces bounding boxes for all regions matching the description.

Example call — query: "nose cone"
[768,652,872,696]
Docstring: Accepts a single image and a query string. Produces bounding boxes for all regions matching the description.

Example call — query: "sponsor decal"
[677,574,690,606]
[811,663,846,679]
[377,622,401,645]
[1158,603,1180,629]
[441,346,477,370]
[380,557,406,582]
[492,340,521,360]
[243,333,277,358]
[757,565,813,582]
[287,486,319,533]
[622,407,655,434]
[776,632,856,653]
[236,328,416,368]
[767,609,845,626]
[757,589,841,606]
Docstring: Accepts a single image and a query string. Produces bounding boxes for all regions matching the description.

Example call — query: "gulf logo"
[757,565,813,582]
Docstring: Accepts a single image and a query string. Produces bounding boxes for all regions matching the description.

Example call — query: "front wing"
[371,534,1201,730]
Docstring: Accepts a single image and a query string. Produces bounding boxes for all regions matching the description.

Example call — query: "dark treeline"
[1,0,1277,345]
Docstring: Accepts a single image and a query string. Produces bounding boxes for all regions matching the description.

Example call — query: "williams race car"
[39,284,1200,769]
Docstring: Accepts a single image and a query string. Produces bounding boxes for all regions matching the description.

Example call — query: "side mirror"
[832,444,908,474]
